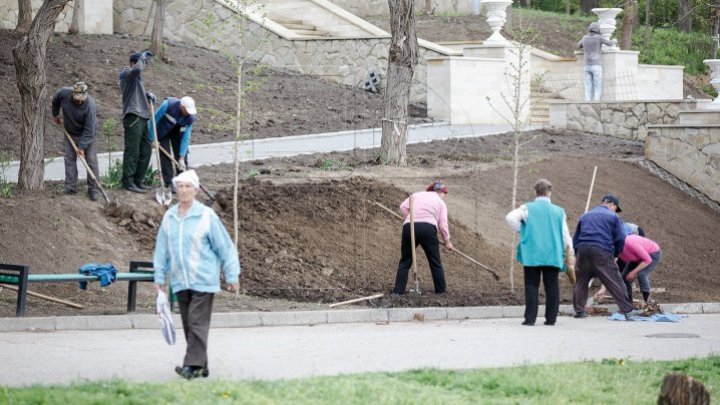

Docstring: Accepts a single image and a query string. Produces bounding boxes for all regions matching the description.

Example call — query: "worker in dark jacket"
[51,82,100,201]
[148,96,197,190]
[119,50,156,193]
[572,194,637,319]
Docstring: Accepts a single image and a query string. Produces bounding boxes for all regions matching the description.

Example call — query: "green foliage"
[246,169,259,179]
[633,27,714,75]
[101,160,158,189]
[0,151,14,198]
[2,356,720,403]
[313,158,353,171]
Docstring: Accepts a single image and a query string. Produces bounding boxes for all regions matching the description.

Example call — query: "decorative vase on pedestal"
[591,8,622,50]
[704,59,720,105]
[480,0,513,45]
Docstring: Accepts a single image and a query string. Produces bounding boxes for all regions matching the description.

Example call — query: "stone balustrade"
[549,100,702,141]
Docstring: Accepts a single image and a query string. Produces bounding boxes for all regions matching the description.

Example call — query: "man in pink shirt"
[618,234,662,303]
[392,180,454,295]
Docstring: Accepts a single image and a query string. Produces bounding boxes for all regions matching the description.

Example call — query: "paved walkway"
[1,305,718,387]
[6,123,519,182]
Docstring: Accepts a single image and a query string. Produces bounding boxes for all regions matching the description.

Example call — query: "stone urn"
[480,0,513,45]
[704,59,720,105]
[591,8,622,50]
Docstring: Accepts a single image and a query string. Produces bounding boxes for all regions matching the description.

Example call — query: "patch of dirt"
[0,29,403,161]
[2,129,719,317]
[1,13,711,161]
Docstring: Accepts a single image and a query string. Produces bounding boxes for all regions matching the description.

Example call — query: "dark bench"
[0,261,155,317]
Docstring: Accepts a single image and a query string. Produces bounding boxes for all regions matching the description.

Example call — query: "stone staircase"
[261,0,378,38]
[529,87,556,126]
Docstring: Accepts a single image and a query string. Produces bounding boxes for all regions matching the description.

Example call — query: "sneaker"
[574,312,588,319]
[124,183,146,194]
[174,366,204,380]
[63,188,77,195]
[521,321,535,326]
[88,190,99,201]
[544,321,555,326]
[137,183,151,191]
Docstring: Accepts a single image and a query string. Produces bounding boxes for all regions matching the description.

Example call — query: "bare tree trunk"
[712,0,720,58]
[68,0,80,35]
[233,62,242,249]
[677,0,692,33]
[151,0,166,61]
[16,0,32,33]
[13,0,72,191]
[620,0,637,50]
[643,0,652,49]
[518,0,530,8]
[566,0,571,15]
[380,0,418,166]
[579,0,598,15]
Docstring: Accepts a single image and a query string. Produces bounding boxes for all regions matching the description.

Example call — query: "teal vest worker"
[517,199,568,271]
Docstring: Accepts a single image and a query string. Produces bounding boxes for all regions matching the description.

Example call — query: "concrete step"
[678,110,720,125]
[293,29,330,37]
[282,22,317,30]
[271,18,305,25]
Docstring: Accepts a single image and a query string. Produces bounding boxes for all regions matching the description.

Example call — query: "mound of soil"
[2,129,719,317]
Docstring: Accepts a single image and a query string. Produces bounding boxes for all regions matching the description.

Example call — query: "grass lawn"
[2,356,719,404]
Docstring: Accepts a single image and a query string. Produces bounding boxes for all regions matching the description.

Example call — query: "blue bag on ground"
[78,263,118,289]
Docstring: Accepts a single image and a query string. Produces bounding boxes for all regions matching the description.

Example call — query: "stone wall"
[550,101,701,141]
[646,125,720,203]
[327,0,473,17]
[114,0,439,102]
[0,0,73,31]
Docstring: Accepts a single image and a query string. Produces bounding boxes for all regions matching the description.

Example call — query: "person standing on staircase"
[148,96,197,192]
[577,22,616,101]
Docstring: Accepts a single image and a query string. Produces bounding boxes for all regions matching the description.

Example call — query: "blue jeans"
[622,251,662,293]
[583,64,603,101]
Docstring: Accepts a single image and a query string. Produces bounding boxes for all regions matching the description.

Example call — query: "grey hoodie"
[577,27,616,66]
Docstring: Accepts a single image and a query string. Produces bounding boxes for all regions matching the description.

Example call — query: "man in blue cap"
[572,194,637,319]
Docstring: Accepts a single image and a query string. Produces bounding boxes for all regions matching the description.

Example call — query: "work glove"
[141,50,154,63]
[178,159,186,171]
[146,91,158,105]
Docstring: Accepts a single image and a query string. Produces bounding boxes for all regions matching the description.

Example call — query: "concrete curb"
[0,303,718,332]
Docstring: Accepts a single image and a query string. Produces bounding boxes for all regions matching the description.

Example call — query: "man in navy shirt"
[572,194,636,319]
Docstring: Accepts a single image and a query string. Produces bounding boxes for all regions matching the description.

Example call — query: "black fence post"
[127,261,153,313]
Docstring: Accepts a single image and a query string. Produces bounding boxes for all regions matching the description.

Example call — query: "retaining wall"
[549,100,702,141]
[114,0,443,102]
[646,125,720,204]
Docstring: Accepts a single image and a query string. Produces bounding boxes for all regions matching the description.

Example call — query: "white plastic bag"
[156,291,176,345]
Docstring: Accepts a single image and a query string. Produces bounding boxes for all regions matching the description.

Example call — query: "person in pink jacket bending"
[618,234,662,303]
[392,180,454,295]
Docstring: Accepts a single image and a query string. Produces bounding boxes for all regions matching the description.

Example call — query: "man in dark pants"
[506,179,574,326]
[148,96,197,190]
[119,50,156,193]
[51,82,101,201]
[573,194,637,319]
[392,180,454,295]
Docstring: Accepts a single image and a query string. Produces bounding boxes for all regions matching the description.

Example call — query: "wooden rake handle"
[57,124,111,204]
[373,201,500,280]
[155,143,215,202]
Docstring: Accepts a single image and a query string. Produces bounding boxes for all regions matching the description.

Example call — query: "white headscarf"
[172,169,200,189]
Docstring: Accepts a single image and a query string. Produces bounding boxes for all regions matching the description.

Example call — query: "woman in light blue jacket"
[154,169,240,380]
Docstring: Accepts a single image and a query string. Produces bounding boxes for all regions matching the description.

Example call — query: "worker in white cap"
[148,96,197,191]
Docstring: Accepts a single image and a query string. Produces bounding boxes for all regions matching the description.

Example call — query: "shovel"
[156,144,216,202]
[58,124,111,204]
[149,101,171,206]
[408,194,421,304]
